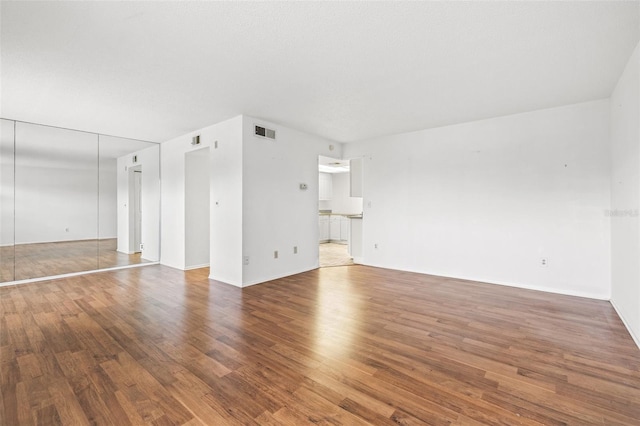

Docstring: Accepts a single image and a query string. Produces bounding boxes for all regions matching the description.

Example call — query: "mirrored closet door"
[0,120,160,284]
[0,119,15,282]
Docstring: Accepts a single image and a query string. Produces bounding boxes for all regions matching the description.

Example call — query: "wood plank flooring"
[1,264,639,425]
[1,239,147,283]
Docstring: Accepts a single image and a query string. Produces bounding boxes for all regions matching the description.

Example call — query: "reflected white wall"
[14,122,98,244]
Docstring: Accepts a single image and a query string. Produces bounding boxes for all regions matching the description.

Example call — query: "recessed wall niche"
[0,120,160,284]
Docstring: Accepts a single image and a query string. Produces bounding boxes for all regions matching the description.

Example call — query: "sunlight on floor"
[319,243,354,267]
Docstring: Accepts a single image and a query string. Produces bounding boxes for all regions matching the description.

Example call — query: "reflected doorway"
[131,167,142,253]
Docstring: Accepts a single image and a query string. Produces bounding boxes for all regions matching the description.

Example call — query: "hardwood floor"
[1,239,147,283]
[1,264,639,425]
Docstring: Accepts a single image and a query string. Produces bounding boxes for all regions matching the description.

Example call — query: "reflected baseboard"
[0,262,160,288]
[117,249,139,255]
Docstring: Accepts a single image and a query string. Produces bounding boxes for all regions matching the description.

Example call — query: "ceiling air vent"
[254,125,276,140]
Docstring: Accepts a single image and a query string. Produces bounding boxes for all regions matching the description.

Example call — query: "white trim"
[184,263,209,271]
[610,299,640,350]
[117,249,137,255]
[241,266,318,288]
[356,261,610,300]
[0,262,159,288]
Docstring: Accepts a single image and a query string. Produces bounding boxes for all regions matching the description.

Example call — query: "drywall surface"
[160,115,244,285]
[331,172,363,214]
[610,41,640,346]
[344,99,612,299]
[161,113,342,286]
[185,147,210,269]
[116,144,160,261]
[209,117,244,285]
[241,116,341,286]
[98,157,117,239]
[14,163,97,244]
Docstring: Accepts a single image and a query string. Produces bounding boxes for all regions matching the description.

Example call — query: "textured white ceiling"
[1,1,638,143]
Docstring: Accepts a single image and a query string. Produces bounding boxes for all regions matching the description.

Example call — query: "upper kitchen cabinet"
[350,158,363,197]
[319,172,333,200]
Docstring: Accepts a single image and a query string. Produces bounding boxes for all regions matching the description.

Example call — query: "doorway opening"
[318,155,360,268]
[185,147,210,270]
[128,166,143,254]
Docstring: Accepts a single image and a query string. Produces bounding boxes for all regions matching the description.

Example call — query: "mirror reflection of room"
[0,120,160,284]
[318,155,363,268]
[0,119,16,282]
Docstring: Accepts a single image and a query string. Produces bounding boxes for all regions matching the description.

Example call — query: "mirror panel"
[0,119,160,284]
[14,122,99,280]
[0,119,15,282]
[98,136,160,269]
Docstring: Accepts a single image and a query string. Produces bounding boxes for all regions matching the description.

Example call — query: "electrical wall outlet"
[293,246,298,254]
[243,256,249,266]
[374,243,378,249]
[540,258,548,267]
[274,250,278,259]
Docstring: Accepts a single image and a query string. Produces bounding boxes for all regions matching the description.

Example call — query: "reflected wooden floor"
[0,239,147,282]
[1,265,640,425]
[319,243,354,267]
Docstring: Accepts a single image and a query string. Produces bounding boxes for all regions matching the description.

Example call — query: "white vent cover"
[254,125,276,140]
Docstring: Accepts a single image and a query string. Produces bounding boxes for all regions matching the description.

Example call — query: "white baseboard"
[610,299,640,350]
[241,266,318,288]
[356,261,610,300]
[184,263,210,271]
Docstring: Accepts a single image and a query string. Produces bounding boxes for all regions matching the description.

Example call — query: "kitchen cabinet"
[319,214,351,244]
[319,215,330,242]
[329,215,341,240]
[319,172,333,200]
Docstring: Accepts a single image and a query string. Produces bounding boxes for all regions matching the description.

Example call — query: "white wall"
[98,157,117,239]
[160,115,243,282]
[241,116,341,286]
[209,117,244,285]
[330,172,363,214]
[344,99,612,299]
[15,164,98,244]
[610,41,640,346]
[161,115,340,287]
[185,147,210,269]
[116,144,160,261]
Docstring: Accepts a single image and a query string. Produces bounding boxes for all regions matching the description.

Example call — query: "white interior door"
[133,170,142,253]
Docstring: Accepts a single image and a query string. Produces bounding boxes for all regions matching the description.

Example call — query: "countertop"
[319,212,363,218]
